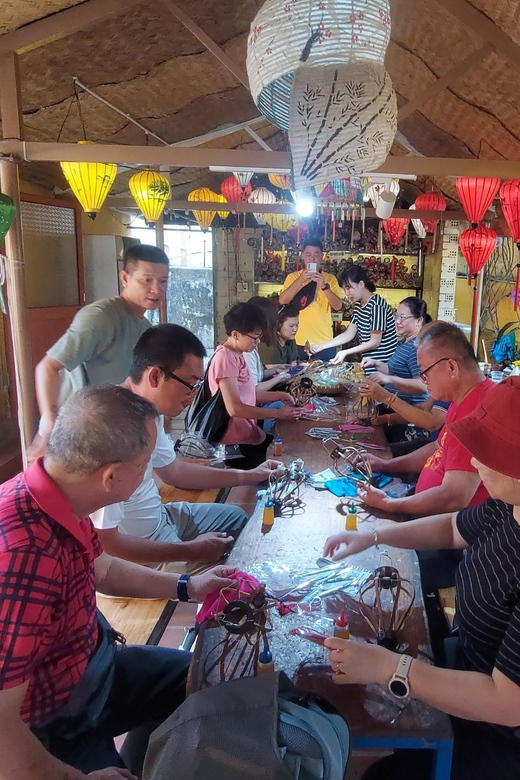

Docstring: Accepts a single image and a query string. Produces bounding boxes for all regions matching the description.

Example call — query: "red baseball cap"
[449,377,520,479]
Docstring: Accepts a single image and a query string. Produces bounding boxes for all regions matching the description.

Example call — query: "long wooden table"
[189,418,453,779]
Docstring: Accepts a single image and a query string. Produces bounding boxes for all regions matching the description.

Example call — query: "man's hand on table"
[325,636,397,686]
[247,460,285,484]
[323,530,374,561]
[88,769,137,779]
[183,533,235,564]
[187,565,238,601]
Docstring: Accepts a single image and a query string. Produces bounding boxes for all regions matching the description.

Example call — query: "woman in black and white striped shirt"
[323,378,520,780]
[310,266,397,372]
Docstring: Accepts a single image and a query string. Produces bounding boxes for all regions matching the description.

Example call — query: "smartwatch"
[321,283,330,291]
[177,573,191,602]
[388,654,413,698]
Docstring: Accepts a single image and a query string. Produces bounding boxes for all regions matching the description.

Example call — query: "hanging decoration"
[60,140,117,220]
[265,200,299,232]
[289,62,397,190]
[233,171,255,188]
[456,177,500,227]
[383,217,409,283]
[366,179,400,210]
[268,173,291,190]
[215,194,230,220]
[459,224,498,325]
[248,187,277,225]
[315,182,334,198]
[0,193,16,246]
[247,0,392,131]
[499,180,520,311]
[331,177,363,202]
[188,188,218,232]
[129,170,171,224]
[414,191,447,236]
[221,175,252,203]
[409,203,426,239]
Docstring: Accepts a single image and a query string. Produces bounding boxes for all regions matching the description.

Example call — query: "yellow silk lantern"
[216,193,230,219]
[268,173,291,190]
[129,170,171,223]
[188,188,218,231]
[60,140,116,220]
[265,199,298,232]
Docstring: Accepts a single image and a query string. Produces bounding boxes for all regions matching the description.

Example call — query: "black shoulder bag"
[184,356,230,444]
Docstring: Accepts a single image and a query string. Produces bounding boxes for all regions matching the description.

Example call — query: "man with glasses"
[357,322,494,520]
[92,324,283,571]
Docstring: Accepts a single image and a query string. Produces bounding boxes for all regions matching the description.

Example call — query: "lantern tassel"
[391,257,396,285]
[471,274,479,325]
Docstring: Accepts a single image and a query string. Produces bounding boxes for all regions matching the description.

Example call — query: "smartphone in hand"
[307,262,317,273]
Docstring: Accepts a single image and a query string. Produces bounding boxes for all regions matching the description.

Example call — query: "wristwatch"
[177,573,191,602]
[388,654,413,698]
[321,283,330,291]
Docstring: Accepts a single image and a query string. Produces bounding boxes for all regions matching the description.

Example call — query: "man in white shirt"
[92,324,282,570]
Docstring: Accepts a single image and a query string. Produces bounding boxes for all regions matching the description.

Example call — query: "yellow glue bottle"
[273,436,283,457]
[334,610,350,640]
[345,502,357,531]
[261,499,275,535]
[257,648,274,675]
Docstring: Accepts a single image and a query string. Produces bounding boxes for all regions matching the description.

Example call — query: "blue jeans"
[259,400,284,437]
[297,345,337,362]
[38,644,190,775]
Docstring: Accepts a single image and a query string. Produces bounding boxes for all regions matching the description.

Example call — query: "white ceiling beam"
[244,125,274,151]
[171,117,266,147]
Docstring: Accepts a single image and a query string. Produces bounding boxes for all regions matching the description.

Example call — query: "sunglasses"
[160,368,203,393]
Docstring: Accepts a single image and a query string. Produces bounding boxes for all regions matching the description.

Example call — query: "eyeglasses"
[245,333,263,343]
[395,314,416,322]
[419,357,451,382]
[161,368,203,393]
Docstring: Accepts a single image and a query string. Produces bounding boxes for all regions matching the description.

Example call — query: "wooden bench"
[439,586,456,628]
[96,484,225,645]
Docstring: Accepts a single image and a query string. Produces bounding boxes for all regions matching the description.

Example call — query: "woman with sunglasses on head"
[310,266,397,371]
[207,302,301,469]
[323,379,520,780]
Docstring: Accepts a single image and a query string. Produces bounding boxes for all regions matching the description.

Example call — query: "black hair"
[416,321,478,366]
[277,303,300,328]
[302,237,323,252]
[123,243,169,272]
[223,302,267,337]
[247,296,278,347]
[338,265,376,292]
[129,324,206,382]
[399,297,432,324]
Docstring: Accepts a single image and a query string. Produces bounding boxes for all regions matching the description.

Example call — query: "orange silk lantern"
[414,191,447,234]
[456,177,500,227]
[459,224,497,323]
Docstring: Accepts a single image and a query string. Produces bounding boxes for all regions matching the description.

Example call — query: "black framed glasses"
[245,333,263,343]
[161,368,203,393]
[419,357,450,382]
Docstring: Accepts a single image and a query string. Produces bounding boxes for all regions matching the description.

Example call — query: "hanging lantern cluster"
[221,175,253,203]
[233,171,254,189]
[247,0,396,191]
[499,180,520,311]
[248,187,276,225]
[129,170,171,224]
[188,188,218,232]
[60,141,117,220]
[215,194,230,220]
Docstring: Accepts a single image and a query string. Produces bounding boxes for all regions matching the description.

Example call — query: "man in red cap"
[322,378,520,780]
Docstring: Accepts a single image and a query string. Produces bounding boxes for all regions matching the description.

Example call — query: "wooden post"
[155,214,168,323]
[471,272,484,356]
[0,52,37,463]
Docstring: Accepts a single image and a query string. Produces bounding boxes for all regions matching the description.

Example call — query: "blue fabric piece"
[324,479,358,497]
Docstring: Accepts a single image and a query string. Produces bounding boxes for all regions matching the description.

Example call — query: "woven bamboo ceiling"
[2,0,520,208]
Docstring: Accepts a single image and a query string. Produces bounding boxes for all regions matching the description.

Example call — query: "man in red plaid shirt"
[0,385,236,780]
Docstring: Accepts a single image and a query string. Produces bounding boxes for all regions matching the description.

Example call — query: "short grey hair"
[416,321,477,366]
[47,385,158,475]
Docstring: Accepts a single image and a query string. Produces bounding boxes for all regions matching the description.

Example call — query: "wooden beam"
[0,52,38,460]
[436,0,520,71]
[4,139,520,178]
[398,44,493,121]
[160,1,249,89]
[0,0,143,55]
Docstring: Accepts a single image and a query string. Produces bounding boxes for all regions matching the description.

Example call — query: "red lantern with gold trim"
[414,191,447,234]
[499,180,520,311]
[459,224,497,324]
[456,177,500,227]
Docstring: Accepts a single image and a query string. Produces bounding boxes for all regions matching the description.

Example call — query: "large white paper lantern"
[247,0,391,130]
[248,186,277,225]
[409,203,427,239]
[289,62,397,191]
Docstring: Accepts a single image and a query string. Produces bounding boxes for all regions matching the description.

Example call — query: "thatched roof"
[2,0,520,207]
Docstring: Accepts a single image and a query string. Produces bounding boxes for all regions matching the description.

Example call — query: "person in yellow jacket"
[278,238,343,361]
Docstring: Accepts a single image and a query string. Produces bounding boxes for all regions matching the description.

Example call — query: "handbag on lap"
[184,358,230,444]
[143,671,350,780]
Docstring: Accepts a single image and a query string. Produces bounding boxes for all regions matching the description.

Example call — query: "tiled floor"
[158,600,198,649]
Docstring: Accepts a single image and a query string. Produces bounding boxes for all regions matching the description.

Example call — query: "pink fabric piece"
[196,571,261,625]
[339,424,375,433]
[207,345,265,445]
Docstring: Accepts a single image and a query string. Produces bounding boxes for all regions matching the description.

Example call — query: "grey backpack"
[144,672,350,780]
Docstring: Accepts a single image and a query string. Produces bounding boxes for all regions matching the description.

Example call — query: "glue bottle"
[345,502,357,531]
[257,648,274,675]
[273,435,283,457]
[334,609,350,640]
[304,339,311,355]
[261,498,275,535]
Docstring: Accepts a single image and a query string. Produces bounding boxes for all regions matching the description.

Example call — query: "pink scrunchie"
[196,571,260,625]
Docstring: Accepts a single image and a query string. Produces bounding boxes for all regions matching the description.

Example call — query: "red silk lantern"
[221,175,252,203]
[499,180,520,311]
[456,177,500,227]
[459,224,497,324]
[383,217,409,246]
[414,191,447,234]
